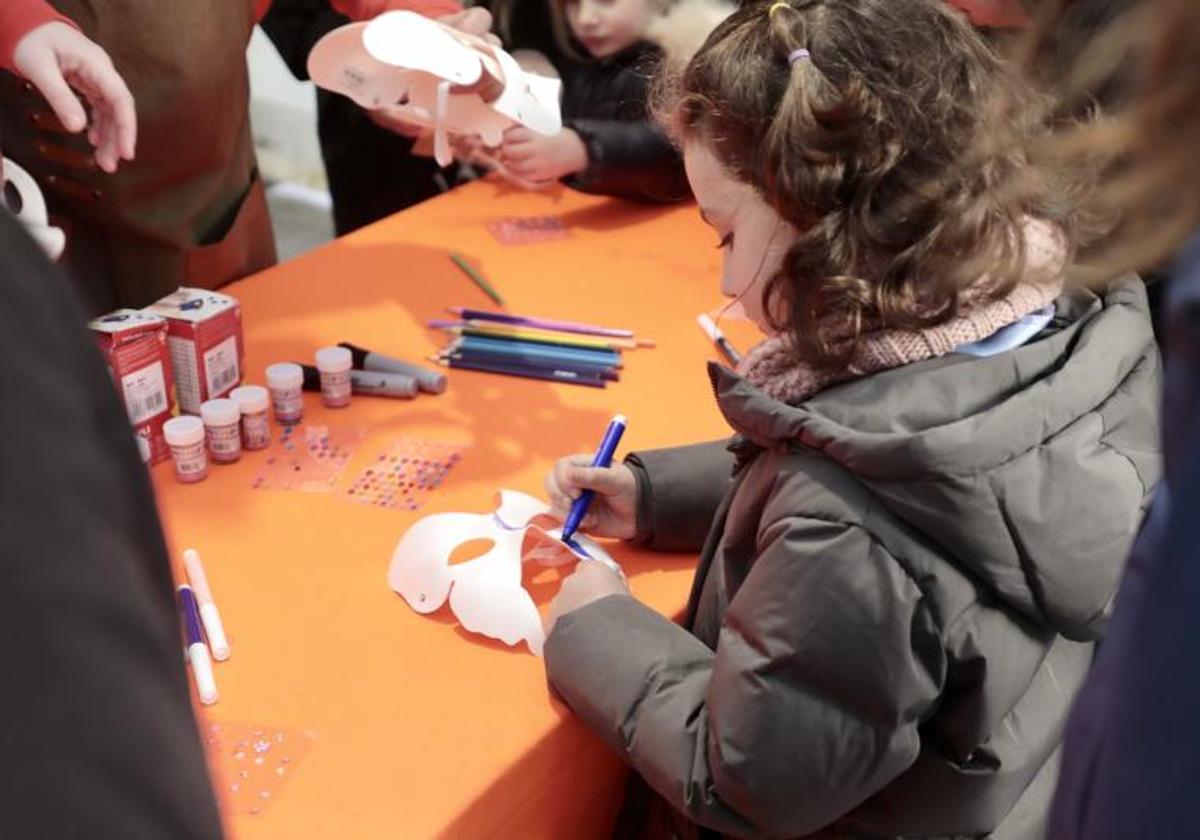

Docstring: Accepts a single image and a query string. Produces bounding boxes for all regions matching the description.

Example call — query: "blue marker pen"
[561,414,628,544]
[178,585,218,705]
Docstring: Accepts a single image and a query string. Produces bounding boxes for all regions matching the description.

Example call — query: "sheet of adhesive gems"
[202,722,315,817]
[251,424,365,492]
[343,437,467,511]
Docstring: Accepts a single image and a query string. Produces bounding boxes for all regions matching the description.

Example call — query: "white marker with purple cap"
[178,585,219,705]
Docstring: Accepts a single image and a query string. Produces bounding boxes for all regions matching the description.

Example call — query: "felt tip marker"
[178,585,218,705]
[697,314,742,365]
[561,414,628,544]
[338,342,447,394]
[182,549,229,661]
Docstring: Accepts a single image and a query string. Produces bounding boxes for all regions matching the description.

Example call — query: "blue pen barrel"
[562,414,628,541]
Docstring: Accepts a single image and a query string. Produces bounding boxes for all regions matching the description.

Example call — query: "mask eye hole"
[3,180,24,215]
[449,539,496,566]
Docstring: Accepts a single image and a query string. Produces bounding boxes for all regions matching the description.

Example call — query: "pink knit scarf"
[737,221,1066,405]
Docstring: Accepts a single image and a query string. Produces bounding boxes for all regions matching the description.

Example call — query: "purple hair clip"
[788,48,811,65]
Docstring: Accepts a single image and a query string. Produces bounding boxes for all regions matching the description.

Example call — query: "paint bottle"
[229,385,271,451]
[315,346,352,409]
[266,362,304,425]
[164,416,208,483]
[200,398,242,464]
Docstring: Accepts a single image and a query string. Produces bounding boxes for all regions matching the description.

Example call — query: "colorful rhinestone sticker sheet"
[251,424,365,493]
[343,438,467,511]
[203,722,315,818]
[486,216,568,246]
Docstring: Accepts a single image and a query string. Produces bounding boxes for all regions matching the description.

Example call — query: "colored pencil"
[434,356,607,387]
[443,345,619,380]
[448,254,505,305]
[447,307,633,339]
[430,320,639,351]
[454,335,621,369]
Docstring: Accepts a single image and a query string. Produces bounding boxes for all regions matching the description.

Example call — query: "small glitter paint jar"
[266,363,304,425]
[315,346,352,409]
[229,385,271,451]
[164,416,208,483]
[201,398,242,464]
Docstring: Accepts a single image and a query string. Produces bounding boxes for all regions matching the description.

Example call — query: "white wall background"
[246,27,328,191]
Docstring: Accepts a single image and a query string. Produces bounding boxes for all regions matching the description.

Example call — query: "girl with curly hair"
[537,1,1160,836]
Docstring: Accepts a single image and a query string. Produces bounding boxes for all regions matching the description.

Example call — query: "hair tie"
[768,2,791,18]
[788,48,811,64]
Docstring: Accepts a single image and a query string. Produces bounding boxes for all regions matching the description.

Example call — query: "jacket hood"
[710,280,1161,640]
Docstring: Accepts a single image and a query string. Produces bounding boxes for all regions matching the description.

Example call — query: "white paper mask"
[1,156,66,261]
[308,11,562,167]
[387,490,620,655]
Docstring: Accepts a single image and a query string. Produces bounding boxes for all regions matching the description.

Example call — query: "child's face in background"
[684,141,797,334]
[564,0,658,60]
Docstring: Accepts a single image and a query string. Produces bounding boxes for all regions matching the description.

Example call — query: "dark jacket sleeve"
[545,513,945,837]
[625,439,736,553]
[563,117,690,203]
[0,210,222,837]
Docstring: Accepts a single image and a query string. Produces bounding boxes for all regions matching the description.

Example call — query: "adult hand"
[437,7,501,46]
[13,22,136,173]
[497,126,588,187]
[544,558,630,636]
[544,455,638,540]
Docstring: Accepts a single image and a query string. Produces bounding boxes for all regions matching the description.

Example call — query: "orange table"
[152,179,740,838]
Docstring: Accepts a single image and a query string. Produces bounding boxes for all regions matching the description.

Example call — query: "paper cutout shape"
[202,721,315,818]
[487,216,569,246]
[251,424,364,492]
[308,11,562,166]
[1,156,65,260]
[387,490,620,655]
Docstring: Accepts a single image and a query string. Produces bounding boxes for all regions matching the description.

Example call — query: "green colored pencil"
[449,252,505,306]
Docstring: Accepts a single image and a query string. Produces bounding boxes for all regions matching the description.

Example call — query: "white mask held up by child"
[1,156,66,261]
[308,11,562,168]
[387,489,622,656]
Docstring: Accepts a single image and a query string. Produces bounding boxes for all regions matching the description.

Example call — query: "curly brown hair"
[656,0,1076,368]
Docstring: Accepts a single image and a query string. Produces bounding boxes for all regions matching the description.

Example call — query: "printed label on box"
[121,360,169,426]
[204,335,240,399]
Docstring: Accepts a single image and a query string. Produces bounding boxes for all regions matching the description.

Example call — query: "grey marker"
[299,365,418,399]
[339,342,447,394]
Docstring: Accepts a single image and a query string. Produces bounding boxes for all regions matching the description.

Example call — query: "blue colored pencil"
[448,348,619,381]
[456,335,620,368]
[435,355,608,388]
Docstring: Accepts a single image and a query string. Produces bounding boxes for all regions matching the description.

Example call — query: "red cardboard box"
[144,288,245,414]
[90,309,174,464]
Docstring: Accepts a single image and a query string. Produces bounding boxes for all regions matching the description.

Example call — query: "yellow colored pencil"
[450,322,635,351]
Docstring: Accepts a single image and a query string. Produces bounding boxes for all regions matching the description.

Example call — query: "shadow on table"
[229,239,631,487]
[438,708,630,839]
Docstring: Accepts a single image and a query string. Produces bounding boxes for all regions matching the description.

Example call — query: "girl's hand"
[498,127,588,186]
[544,558,630,636]
[545,455,639,540]
[13,22,136,173]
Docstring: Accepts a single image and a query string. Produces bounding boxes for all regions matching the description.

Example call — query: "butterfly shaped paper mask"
[308,11,562,167]
[387,490,620,655]
[2,156,65,260]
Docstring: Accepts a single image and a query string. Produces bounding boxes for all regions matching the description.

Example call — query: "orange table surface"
[151,179,741,839]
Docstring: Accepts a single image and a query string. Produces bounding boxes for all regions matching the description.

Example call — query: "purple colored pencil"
[447,307,634,339]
